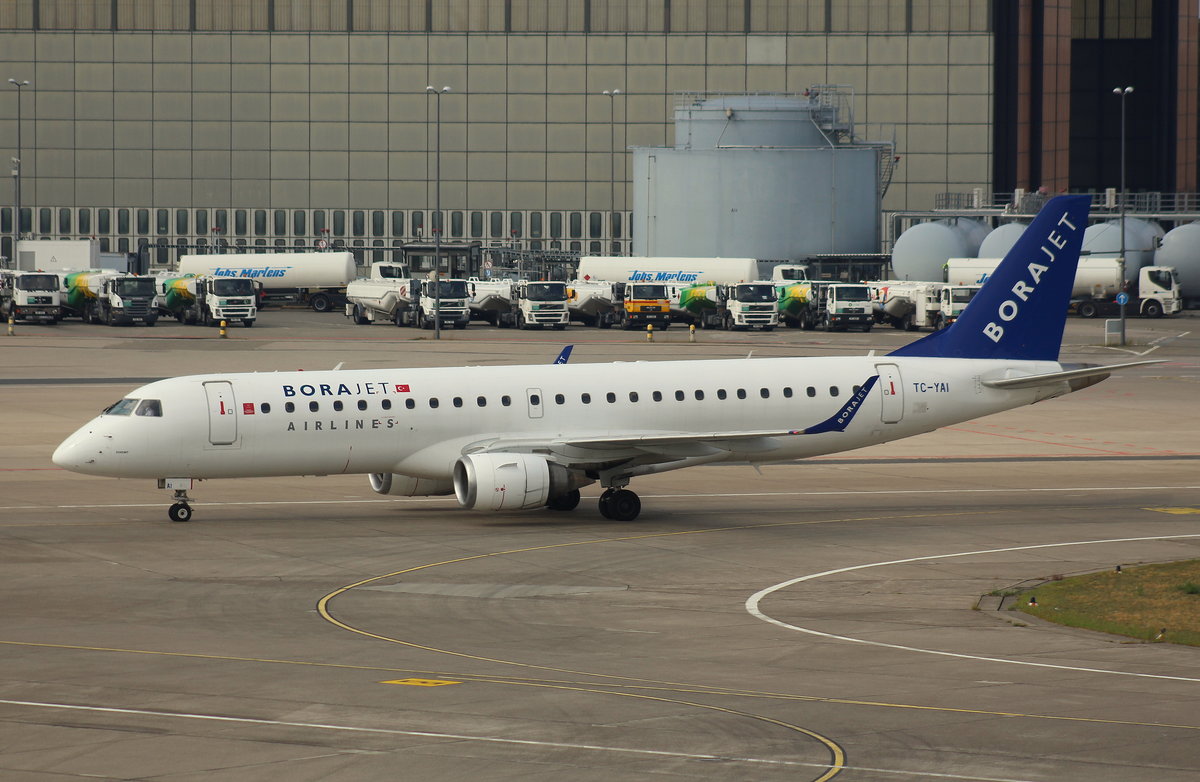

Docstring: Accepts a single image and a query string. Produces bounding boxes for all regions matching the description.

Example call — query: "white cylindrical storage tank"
[977,222,1028,259]
[890,221,969,281]
[952,218,991,257]
[1081,218,1160,283]
[1157,221,1200,300]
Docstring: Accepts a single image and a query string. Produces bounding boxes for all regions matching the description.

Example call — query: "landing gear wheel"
[598,488,640,521]
[168,503,193,522]
[546,489,581,511]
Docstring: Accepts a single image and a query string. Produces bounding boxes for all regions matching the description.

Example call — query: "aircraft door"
[875,363,903,424]
[203,381,239,445]
[526,388,544,419]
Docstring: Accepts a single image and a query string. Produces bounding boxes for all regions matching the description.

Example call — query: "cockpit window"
[135,399,163,417]
[103,398,139,416]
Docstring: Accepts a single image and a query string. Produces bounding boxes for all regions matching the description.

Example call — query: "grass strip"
[1012,559,1200,646]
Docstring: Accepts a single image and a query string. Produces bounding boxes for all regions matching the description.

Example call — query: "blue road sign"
[1116,292,1130,305]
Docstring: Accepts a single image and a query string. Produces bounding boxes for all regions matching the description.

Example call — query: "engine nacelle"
[368,472,455,497]
[453,452,582,511]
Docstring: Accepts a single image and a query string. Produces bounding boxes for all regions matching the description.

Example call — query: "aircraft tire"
[547,489,581,511]
[168,503,193,523]
[608,489,641,521]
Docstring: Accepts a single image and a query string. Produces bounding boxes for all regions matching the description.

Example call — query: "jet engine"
[368,472,455,496]
[453,452,585,511]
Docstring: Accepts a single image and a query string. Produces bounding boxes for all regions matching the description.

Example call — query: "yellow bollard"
[220,319,227,338]
[646,323,653,342]
[689,323,696,342]
[7,313,14,337]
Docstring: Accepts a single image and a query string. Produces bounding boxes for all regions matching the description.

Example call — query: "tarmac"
[2,310,1199,781]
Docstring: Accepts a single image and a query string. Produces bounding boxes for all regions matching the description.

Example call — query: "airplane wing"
[463,376,878,466]
[981,359,1164,390]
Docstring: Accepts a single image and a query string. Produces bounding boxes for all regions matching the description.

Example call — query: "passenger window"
[717,389,727,400]
[529,394,540,406]
[358,399,367,411]
[694,390,704,400]
[581,393,591,404]
[285,402,295,413]
[333,400,343,412]
[760,388,769,399]
[555,393,565,404]
[674,390,684,401]
[477,396,487,407]
[382,399,392,410]
[783,387,793,398]
[852,385,861,394]
[652,391,662,401]
[736,389,747,400]
[629,391,638,402]
[453,397,463,408]
[429,398,439,408]
[103,398,138,416]
[501,395,511,406]
[829,387,840,397]
[606,392,616,403]
[135,399,162,417]
[806,387,816,397]
[309,401,319,412]
[261,402,271,413]
[404,399,414,409]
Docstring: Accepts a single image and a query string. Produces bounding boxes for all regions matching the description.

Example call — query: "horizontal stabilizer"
[981,359,1164,390]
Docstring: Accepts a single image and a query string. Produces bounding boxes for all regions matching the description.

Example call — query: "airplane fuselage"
[54,355,1063,482]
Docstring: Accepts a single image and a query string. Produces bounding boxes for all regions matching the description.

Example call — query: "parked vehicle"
[65,271,158,326]
[0,270,62,323]
[158,274,258,327]
[177,252,356,312]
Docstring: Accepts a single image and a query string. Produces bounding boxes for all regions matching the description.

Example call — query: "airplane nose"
[53,429,100,473]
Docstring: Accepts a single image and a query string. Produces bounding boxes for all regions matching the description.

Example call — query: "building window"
[254,209,267,236]
[550,212,562,238]
[510,212,522,237]
[490,211,503,238]
[176,209,189,235]
[451,211,464,238]
[333,210,346,236]
[59,207,71,234]
[530,212,543,238]
[98,209,110,234]
[195,209,208,236]
[78,208,91,235]
[118,208,130,234]
[352,210,365,237]
[569,212,582,238]
[391,211,404,237]
[372,210,385,236]
[234,209,247,236]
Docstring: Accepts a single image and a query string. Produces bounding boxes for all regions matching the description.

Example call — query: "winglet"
[795,375,878,435]
[889,194,1091,361]
[553,345,573,365]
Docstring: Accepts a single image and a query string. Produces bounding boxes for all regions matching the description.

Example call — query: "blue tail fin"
[889,194,1091,361]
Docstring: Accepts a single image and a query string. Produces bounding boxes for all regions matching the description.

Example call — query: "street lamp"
[9,78,30,267]
[426,85,450,340]
[603,89,621,255]
[1113,85,1133,346]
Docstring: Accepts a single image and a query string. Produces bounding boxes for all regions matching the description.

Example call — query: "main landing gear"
[598,487,641,521]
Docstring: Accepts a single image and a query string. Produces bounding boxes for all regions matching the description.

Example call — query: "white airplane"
[54,195,1157,523]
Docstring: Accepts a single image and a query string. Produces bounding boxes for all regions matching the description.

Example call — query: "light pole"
[1113,85,1133,346]
[603,89,621,255]
[9,78,29,267]
[426,85,450,340]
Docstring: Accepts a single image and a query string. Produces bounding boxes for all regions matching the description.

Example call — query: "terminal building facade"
[0,0,1195,267]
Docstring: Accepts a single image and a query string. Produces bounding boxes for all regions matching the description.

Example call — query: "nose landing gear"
[158,479,196,522]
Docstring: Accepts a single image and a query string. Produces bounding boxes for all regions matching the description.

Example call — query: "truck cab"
[514,280,569,329]
[721,282,779,330]
[938,284,981,329]
[91,274,159,326]
[804,281,873,332]
[415,278,471,329]
[1,270,62,323]
[621,282,672,329]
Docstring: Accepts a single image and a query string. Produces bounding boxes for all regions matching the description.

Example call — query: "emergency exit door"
[204,381,238,445]
[875,363,903,424]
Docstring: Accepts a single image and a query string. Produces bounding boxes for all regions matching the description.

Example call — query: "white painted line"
[4,485,1199,512]
[746,534,1200,683]
[0,699,1040,782]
